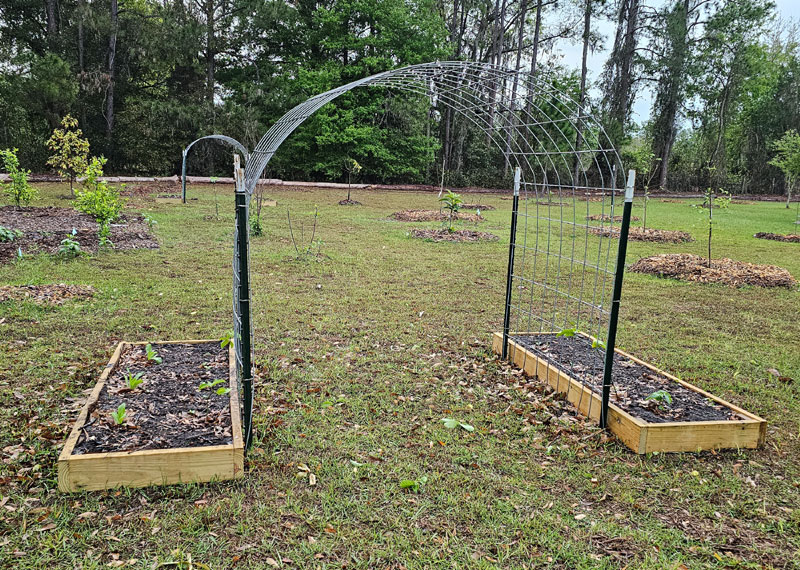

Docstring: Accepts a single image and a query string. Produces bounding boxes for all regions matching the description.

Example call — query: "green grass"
[0,184,798,569]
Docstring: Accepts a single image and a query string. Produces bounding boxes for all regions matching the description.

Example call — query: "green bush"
[1,148,38,208]
[74,157,125,236]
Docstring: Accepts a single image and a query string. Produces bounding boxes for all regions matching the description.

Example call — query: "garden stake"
[600,170,635,429]
[502,167,521,360]
[234,156,254,450]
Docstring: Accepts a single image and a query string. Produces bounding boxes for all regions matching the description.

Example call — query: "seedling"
[216,387,231,395]
[143,213,158,230]
[110,403,127,425]
[556,327,576,338]
[439,190,463,232]
[220,330,234,349]
[645,389,673,410]
[144,343,162,364]
[441,417,475,432]
[399,475,428,493]
[0,226,22,242]
[199,378,226,391]
[592,338,606,350]
[123,370,144,390]
[57,230,84,259]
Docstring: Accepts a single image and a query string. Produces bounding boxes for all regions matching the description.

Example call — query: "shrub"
[0,148,38,208]
[74,157,125,242]
[46,115,90,197]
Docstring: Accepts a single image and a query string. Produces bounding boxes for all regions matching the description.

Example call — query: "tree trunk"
[205,0,215,106]
[504,0,527,174]
[46,0,58,44]
[525,0,544,119]
[105,0,118,140]
[574,0,592,185]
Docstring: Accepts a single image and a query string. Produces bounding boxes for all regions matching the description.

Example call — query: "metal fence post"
[181,149,187,204]
[502,167,522,360]
[234,155,253,450]
[600,170,635,429]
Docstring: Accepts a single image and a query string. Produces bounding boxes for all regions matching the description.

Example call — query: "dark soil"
[391,209,483,222]
[586,214,640,222]
[410,228,498,242]
[338,199,362,206]
[0,283,95,305]
[459,203,495,211]
[629,253,796,288]
[0,206,158,263]
[753,232,800,243]
[590,226,694,244]
[511,334,740,423]
[73,342,233,454]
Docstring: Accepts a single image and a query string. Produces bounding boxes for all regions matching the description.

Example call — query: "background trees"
[0,0,797,198]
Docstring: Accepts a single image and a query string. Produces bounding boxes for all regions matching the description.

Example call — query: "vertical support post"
[234,154,253,450]
[600,170,635,429]
[502,167,522,360]
[181,149,187,204]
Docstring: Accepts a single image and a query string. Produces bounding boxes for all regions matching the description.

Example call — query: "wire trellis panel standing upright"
[231,61,631,443]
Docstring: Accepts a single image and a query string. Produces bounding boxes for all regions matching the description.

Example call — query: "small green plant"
[57,229,85,259]
[694,187,730,268]
[769,129,800,209]
[250,214,263,236]
[143,213,158,230]
[123,370,144,390]
[556,327,576,338]
[220,330,234,349]
[645,389,673,410]
[438,190,463,232]
[399,475,428,493]
[110,403,127,425]
[199,378,226,390]
[216,386,231,395]
[441,417,474,432]
[0,148,38,208]
[592,338,606,350]
[74,156,125,244]
[46,114,90,197]
[344,157,362,202]
[0,226,22,242]
[145,343,162,364]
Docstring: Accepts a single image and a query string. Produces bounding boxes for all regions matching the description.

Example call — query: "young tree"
[46,115,90,196]
[628,140,659,231]
[0,148,38,208]
[769,129,800,208]
[343,158,362,203]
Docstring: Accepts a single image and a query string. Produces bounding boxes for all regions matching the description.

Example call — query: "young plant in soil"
[46,114,90,197]
[198,378,230,395]
[145,343,162,364]
[0,226,22,243]
[74,156,125,248]
[343,157,362,204]
[220,330,234,349]
[769,129,800,209]
[0,148,38,208]
[250,184,267,236]
[644,389,673,410]
[287,207,324,260]
[439,190,463,232]
[628,139,660,232]
[123,370,144,390]
[695,187,730,268]
[110,403,127,425]
[57,229,85,259]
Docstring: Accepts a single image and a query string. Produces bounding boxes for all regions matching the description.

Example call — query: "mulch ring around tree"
[586,213,640,222]
[0,206,158,264]
[410,228,498,242]
[754,232,800,243]
[338,199,362,206]
[590,226,694,244]
[459,203,495,211]
[511,334,742,423]
[0,284,95,305]
[629,253,797,288]
[73,342,233,454]
[391,209,483,222]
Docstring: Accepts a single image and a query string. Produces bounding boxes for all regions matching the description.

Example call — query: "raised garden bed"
[493,332,766,453]
[630,253,796,288]
[410,228,498,242]
[58,340,243,492]
[753,232,800,243]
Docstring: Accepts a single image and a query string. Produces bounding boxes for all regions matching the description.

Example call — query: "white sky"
[552,0,800,124]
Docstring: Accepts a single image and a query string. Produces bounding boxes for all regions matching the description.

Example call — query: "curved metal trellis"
[236,61,632,447]
[181,135,249,203]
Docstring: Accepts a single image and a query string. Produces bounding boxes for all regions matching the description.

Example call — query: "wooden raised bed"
[58,340,244,492]
[492,332,766,453]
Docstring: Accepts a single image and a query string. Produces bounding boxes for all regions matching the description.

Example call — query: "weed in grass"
[399,475,428,493]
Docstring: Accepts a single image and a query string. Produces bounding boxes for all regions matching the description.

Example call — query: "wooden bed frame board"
[492,332,766,453]
[58,340,244,492]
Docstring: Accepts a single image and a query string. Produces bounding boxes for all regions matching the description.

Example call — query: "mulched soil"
[586,214,640,222]
[459,203,495,211]
[629,253,797,288]
[0,206,158,263]
[753,232,800,243]
[73,342,233,454]
[511,334,739,423]
[338,199,362,206]
[126,181,181,198]
[590,226,694,243]
[391,209,483,222]
[0,284,95,305]
[500,196,569,206]
[410,228,498,242]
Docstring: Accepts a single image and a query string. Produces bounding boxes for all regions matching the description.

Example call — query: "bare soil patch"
[0,284,95,305]
[753,232,800,243]
[512,334,737,423]
[338,199,362,206]
[629,253,796,288]
[459,203,495,211]
[0,206,158,263]
[586,214,640,223]
[391,209,483,222]
[590,226,693,243]
[73,342,232,454]
[410,228,498,242]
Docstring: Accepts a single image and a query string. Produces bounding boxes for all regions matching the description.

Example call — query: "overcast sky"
[552,0,800,124]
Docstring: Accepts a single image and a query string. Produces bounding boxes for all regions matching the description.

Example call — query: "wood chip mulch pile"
[754,232,800,243]
[586,214,640,222]
[0,284,96,305]
[590,226,694,243]
[629,253,797,288]
[459,203,495,211]
[391,209,483,222]
[338,199,362,206]
[410,228,498,242]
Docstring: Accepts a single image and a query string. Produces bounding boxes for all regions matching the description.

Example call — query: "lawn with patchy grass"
[1,183,798,569]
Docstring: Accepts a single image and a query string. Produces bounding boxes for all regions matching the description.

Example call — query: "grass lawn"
[1,183,798,569]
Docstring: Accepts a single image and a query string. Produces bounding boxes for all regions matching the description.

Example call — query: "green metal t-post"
[234,158,253,450]
[600,170,635,429]
[502,167,522,360]
[181,149,187,204]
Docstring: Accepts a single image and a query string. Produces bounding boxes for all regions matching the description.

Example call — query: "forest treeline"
[0,0,798,194]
